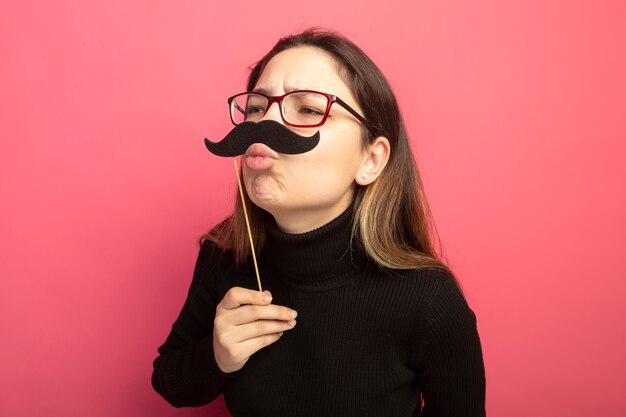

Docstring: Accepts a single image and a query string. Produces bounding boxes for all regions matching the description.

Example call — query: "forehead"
[253,46,353,99]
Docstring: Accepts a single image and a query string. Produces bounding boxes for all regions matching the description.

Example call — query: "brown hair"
[202,28,450,274]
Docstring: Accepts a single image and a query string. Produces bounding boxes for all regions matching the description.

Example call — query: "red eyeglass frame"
[227,90,378,134]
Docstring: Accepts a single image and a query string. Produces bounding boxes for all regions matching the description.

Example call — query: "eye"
[246,105,266,116]
[299,106,325,116]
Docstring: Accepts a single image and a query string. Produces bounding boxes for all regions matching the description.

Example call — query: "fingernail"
[288,309,298,318]
[288,319,296,326]
[263,294,272,303]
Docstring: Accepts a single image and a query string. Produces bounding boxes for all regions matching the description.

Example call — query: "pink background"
[1,1,625,416]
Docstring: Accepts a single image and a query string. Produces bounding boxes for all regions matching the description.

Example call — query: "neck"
[262,198,367,290]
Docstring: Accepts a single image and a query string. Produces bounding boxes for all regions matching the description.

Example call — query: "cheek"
[322,128,363,167]
[290,130,363,181]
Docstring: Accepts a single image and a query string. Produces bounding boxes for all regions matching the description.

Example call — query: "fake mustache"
[204,120,320,157]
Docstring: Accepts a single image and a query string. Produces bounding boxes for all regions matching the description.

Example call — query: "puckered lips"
[244,143,279,170]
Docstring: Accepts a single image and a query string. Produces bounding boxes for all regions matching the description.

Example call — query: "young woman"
[152,29,486,416]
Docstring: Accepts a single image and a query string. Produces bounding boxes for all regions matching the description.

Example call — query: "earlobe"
[355,137,391,186]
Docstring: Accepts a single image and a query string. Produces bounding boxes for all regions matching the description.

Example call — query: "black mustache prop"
[204,120,320,157]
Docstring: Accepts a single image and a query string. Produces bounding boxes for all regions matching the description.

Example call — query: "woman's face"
[242,46,368,233]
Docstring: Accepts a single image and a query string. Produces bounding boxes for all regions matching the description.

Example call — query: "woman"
[152,29,486,416]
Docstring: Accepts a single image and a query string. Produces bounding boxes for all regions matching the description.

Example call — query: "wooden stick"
[233,158,263,292]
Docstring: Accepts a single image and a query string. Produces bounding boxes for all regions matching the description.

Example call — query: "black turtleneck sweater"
[152,205,486,416]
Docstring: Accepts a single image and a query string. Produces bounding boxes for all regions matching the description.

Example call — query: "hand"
[213,287,297,373]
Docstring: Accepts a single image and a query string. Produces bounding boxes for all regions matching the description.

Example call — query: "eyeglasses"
[227,90,377,133]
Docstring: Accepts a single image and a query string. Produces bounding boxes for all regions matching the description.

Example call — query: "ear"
[355,137,390,186]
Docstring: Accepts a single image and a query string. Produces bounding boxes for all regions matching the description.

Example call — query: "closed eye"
[299,106,325,116]
[246,105,266,116]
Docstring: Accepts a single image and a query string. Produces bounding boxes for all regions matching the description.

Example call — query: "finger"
[233,319,297,342]
[219,287,272,310]
[228,304,298,325]
[236,332,285,357]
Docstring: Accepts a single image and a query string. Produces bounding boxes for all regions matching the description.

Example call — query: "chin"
[249,198,301,217]
[248,193,282,213]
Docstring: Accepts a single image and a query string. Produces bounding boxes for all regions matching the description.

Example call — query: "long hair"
[202,28,450,274]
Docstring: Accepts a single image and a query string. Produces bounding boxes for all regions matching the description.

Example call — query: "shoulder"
[404,267,475,325]
[379,266,462,307]
[381,266,477,336]
[186,239,238,305]
[401,267,478,336]
[192,239,235,281]
[400,266,457,286]
[356,266,467,339]
[196,239,235,270]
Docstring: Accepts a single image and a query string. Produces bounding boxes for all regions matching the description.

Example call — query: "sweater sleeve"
[412,274,486,417]
[151,241,236,407]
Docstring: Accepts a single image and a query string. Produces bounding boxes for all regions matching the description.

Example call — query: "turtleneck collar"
[262,201,367,290]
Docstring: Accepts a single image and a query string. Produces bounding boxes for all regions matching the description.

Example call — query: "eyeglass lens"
[231,92,329,126]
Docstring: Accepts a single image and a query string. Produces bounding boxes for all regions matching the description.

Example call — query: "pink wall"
[1,1,624,416]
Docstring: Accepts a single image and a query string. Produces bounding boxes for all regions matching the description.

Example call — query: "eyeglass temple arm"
[234,102,246,115]
[335,97,379,135]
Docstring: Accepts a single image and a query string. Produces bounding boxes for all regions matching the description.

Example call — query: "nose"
[260,100,284,124]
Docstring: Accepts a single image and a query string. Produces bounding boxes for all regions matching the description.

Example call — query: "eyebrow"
[252,86,311,95]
